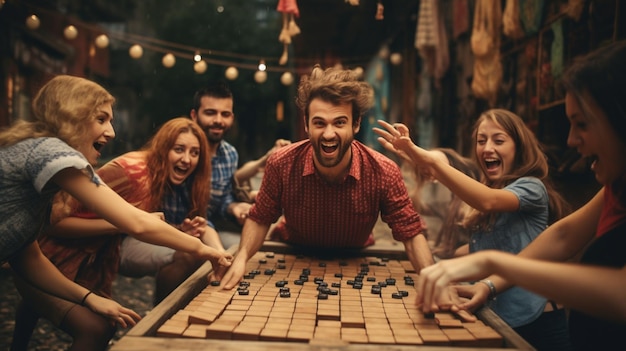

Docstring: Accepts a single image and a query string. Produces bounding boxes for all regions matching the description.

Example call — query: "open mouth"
[484,158,501,170]
[93,142,105,152]
[173,166,189,176]
[321,141,338,154]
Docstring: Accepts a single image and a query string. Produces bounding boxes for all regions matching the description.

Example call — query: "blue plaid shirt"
[160,180,193,226]
[207,140,238,223]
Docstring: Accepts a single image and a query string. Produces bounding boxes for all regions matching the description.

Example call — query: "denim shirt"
[469,177,549,328]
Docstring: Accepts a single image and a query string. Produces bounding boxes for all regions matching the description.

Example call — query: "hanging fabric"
[277,0,300,65]
[503,0,525,39]
[470,0,502,106]
[452,0,470,39]
[414,0,450,86]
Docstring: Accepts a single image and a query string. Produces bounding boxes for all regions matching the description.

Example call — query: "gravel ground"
[0,264,155,351]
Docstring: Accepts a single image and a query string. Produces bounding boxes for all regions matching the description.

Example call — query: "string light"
[17,8,392,85]
[129,44,143,59]
[63,25,78,40]
[193,51,202,62]
[94,34,109,49]
[194,60,207,74]
[254,70,267,84]
[225,66,239,80]
[162,53,176,68]
[25,14,40,30]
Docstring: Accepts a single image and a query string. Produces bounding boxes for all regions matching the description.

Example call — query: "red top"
[249,140,424,248]
[596,183,626,237]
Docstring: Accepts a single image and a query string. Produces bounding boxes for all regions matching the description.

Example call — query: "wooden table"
[110,242,535,351]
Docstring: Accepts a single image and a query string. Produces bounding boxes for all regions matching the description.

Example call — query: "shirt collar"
[302,142,361,181]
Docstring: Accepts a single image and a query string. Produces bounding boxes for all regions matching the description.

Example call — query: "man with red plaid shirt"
[218,65,435,291]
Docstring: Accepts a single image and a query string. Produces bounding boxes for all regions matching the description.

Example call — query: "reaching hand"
[232,202,252,225]
[85,293,142,328]
[201,246,233,278]
[217,255,248,290]
[373,120,414,163]
[416,251,499,312]
[180,216,207,238]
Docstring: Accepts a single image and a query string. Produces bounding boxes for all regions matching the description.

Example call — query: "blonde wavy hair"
[0,75,114,148]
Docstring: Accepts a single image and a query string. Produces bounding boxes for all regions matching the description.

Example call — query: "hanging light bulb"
[25,15,40,30]
[162,53,176,68]
[193,51,202,62]
[280,72,294,86]
[254,70,267,84]
[194,60,207,74]
[94,34,109,49]
[352,67,364,79]
[225,66,239,80]
[63,25,78,40]
[129,44,143,59]
[258,60,267,72]
[390,52,402,65]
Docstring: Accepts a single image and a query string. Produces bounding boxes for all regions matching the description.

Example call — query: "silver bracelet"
[478,279,497,300]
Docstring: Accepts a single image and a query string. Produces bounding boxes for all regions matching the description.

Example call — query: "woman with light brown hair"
[376,108,572,350]
[9,112,229,350]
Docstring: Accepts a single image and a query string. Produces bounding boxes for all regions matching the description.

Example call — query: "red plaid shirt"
[249,140,424,248]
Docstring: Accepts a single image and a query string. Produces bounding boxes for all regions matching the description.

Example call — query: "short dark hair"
[192,81,234,111]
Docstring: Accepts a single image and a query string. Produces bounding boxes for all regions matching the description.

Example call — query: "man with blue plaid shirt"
[191,82,251,249]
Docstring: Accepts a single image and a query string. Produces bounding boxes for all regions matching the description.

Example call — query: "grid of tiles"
[156,251,504,347]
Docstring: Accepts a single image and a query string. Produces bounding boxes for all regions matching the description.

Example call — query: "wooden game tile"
[388,321,416,331]
[341,328,369,344]
[181,324,208,339]
[442,328,477,346]
[156,320,187,337]
[264,318,291,330]
[288,320,316,332]
[271,305,295,313]
[286,329,313,342]
[206,320,239,339]
[253,295,276,302]
[313,326,341,339]
[199,300,230,312]
[220,310,246,321]
[466,329,504,348]
[246,307,271,317]
[317,320,342,328]
[340,313,365,328]
[231,324,262,341]
[231,293,255,301]
[169,310,191,322]
[339,299,361,306]
[259,327,288,341]
[242,315,267,324]
[367,333,396,344]
[188,309,220,325]
[317,308,341,320]
[268,311,294,320]
[185,299,203,309]
[419,332,451,345]
[436,317,464,328]
[294,306,317,315]
[393,332,424,345]
[292,312,317,321]
[225,303,249,312]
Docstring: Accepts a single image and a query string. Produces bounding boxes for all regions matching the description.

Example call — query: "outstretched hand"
[373,120,415,163]
[416,251,498,312]
[85,293,142,328]
[201,246,233,279]
[180,216,207,238]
